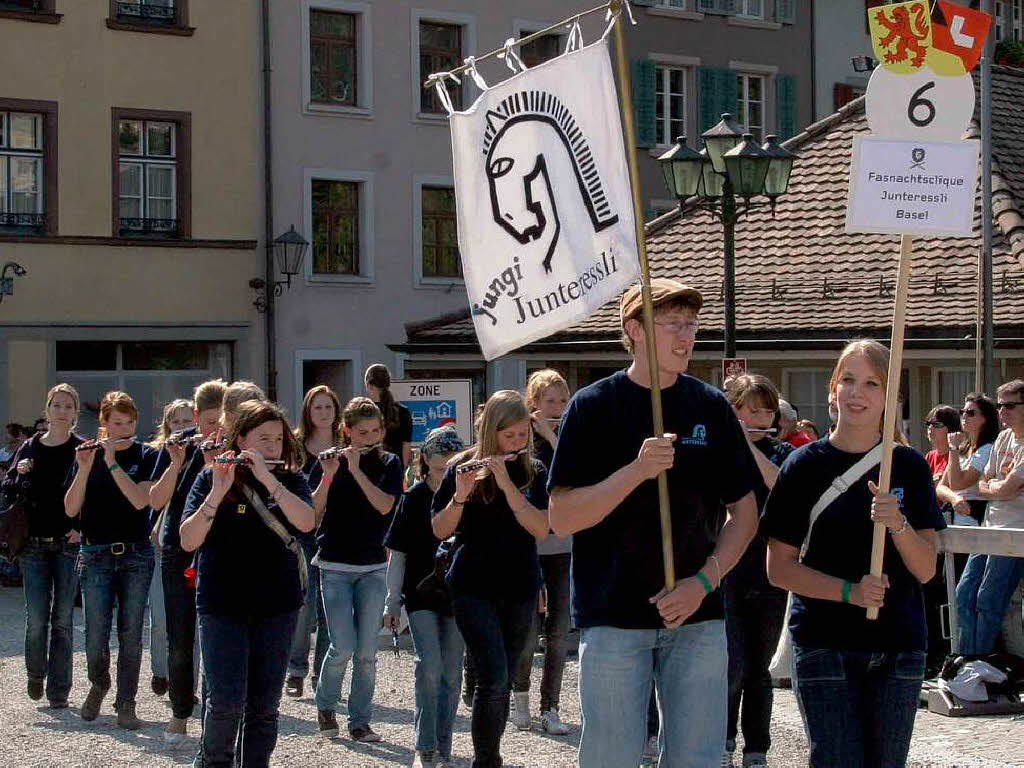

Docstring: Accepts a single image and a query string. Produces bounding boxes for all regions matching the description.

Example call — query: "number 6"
[908,82,936,128]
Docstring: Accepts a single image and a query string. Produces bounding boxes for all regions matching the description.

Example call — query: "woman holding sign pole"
[764,340,945,768]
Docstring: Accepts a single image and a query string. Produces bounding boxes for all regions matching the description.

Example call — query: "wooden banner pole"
[867,233,913,620]
[609,0,676,590]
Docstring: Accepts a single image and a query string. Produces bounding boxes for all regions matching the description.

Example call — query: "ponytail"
[364,363,399,430]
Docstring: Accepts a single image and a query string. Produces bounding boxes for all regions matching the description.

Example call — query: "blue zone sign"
[406,400,458,444]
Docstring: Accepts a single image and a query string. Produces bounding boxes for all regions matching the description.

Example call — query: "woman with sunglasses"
[923,406,961,484]
[955,379,1024,655]
[936,394,1000,529]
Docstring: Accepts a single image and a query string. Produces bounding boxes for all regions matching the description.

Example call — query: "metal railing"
[0,212,46,230]
[119,217,179,235]
[115,1,175,22]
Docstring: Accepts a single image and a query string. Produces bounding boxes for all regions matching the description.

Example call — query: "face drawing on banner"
[483,90,619,275]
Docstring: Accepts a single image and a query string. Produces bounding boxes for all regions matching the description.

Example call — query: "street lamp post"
[658,114,796,359]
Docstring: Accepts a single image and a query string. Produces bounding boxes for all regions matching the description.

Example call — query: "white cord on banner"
[603,0,636,38]
[497,37,527,74]
[564,19,584,54]
[463,56,489,91]
[426,70,461,115]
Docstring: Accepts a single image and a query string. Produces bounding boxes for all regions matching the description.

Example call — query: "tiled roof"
[401,67,1024,351]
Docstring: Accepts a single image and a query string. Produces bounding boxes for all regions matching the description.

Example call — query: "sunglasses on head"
[998,401,1023,410]
[960,408,977,417]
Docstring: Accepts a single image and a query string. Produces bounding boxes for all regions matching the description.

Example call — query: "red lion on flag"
[875,3,930,68]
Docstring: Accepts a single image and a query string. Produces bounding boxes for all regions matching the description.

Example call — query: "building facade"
[0,0,263,435]
[269,0,814,418]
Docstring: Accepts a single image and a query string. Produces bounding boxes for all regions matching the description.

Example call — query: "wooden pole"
[609,0,675,590]
[867,233,913,620]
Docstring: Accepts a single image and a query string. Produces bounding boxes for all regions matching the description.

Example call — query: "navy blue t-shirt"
[316,449,403,566]
[184,468,312,617]
[72,440,160,545]
[2,433,83,539]
[548,371,757,630]
[431,459,547,602]
[762,439,946,652]
[154,429,207,557]
[383,480,449,615]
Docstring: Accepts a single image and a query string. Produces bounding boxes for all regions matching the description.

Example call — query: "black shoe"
[349,725,381,742]
[80,684,108,721]
[152,676,169,696]
[27,679,44,701]
[317,709,339,738]
[47,699,69,709]
[285,675,303,698]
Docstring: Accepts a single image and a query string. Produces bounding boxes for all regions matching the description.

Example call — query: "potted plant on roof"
[995,38,1024,67]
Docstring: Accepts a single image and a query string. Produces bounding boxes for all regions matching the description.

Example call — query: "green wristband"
[695,571,713,595]
[107,462,121,474]
[841,580,851,604]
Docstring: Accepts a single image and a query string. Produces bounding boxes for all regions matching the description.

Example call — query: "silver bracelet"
[708,554,723,588]
[891,514,909,536]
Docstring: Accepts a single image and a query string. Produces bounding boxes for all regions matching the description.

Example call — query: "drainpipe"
[261,0,277,401]
[981,0,993,394]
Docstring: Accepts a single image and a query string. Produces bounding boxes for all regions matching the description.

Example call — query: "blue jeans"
[163,551,201,719]
[198,610,298,768]
[791,645,924,768]
[452,593,535,768]
[149,555,168,679]
[21,540,79,702]
[408,609,464,757]
[287,537,328,679]
[955,553,1024,655]
[79,546,155,708]
[577,620,727,768]
[314,568,388,728]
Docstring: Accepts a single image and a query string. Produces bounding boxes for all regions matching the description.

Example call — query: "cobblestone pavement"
[0,584,1021,767]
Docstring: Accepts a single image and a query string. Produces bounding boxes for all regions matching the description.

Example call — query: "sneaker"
[540,708,570,735]
[643,735,659,761]
[116,702,142,730]
[742,754,768,768]
[317,709,339,738]
[511,691,530,731]
[151,675,169,696]
[350,725,381,742]
[413,750,435,767]
[80,684,108,721]
[285,675,303,698]
[27,679,44,701]
[164,716,188,746]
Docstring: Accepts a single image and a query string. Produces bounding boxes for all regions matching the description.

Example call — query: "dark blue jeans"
[724,580,786,757]
[198,609,298,768]
[21,540,79,702]
[513,552,572,712]
[79,546,155,708]
[453,593,535,768]
[792,644,925,768]
[163,550,199,719]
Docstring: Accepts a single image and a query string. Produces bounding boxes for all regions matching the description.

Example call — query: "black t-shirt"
[155,429,206,557]
[431,459,547,602]
[532,425,555,471]
[184,468,312,617]
[383,402,413,464]
[2,433,84,539]
[762,439,946,652]
[316,449,403,566]
[726,436,795,592]
[383,480,449,615]
[72,441,160,545]
[548,371,757,630]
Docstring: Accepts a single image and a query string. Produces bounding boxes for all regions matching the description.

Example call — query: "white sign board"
[864,67,975,142]
[393,379,474,447]
[845,136,979,237]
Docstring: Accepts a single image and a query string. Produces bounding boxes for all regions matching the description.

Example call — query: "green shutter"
[774,0,796,24]
[632,58,657,148]
[699,67,739,136]
[776,74,797,140]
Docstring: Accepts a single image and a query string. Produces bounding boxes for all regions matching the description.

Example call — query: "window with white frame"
[118,119,177,234]
[736,73,764,141]
[311,178,360,275]
[785,369,832,434]
[736,0,763,19]
[996,1,1005,39]
[310,9,357,106]
[936,368,975,410]
[420,185,461,279]
[0,112,44,226]
[655,66,686,147]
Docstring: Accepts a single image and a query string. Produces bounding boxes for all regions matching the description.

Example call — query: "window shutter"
[776,74,797,140]
[699,67,738,135]
[774,0,796,24]
[833,82,855,111]
[632,58,657,148]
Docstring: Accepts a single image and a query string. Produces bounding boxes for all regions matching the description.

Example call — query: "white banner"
[448,38,639,360]
[845,136,979,237]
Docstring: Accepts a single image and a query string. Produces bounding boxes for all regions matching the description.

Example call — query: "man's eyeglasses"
[652,318,700,335]
[997,401,1023,410]
[924,421,945,428]
[960,408,977,417]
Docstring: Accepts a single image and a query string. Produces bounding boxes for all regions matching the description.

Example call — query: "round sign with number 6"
[864,66,975,142]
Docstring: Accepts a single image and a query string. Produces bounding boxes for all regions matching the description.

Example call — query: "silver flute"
[166,431,205,447]
[744,427,777,434]
[455,448,529,474]
[318,443,382,461]
[198,437,227,452]
[76,436,136,452]
[213,456,285,466]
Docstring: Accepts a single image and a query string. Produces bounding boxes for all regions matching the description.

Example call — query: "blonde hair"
[151,398,194,447]
[724,373,780,412]
[453,390,534,504]
[44,383,81,429]
[193,378,227,415]
[99,390,138,423]
[829,340,907,445]
[222,380,266,419]
[525,369,569,411]
[341,396,383,447]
